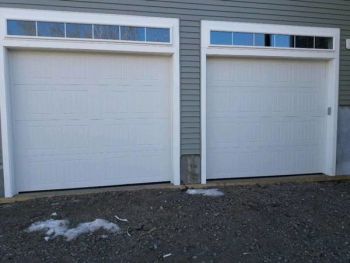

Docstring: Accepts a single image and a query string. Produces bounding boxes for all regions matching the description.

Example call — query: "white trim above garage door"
[201,21,340,184]
[0,8,180,197]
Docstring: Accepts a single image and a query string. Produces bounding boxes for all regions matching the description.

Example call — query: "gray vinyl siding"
[1,0,350,155]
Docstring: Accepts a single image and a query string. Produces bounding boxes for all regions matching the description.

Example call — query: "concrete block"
[337,106,350,175]
[180,154,201,184]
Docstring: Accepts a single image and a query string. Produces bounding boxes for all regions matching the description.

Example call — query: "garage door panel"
[208,59,325,84]
[10,50,172,192]
[208,117,324,148]
[208,87,325,118]
[101,90,129,114]
[207,57,328,179]
[208,146,323,179]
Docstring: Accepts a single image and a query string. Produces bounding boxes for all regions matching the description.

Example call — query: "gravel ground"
[0,181,350,262]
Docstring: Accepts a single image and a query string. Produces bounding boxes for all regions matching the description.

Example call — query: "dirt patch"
[0,181,349,262]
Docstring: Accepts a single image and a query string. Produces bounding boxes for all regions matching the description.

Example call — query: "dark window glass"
[120,26,145,41]
[146,28,170,43]
[264,34,273,47]
[295,35,314,48]
[254,33,265,46]
[94,24,119,40]
[273,34,294,48]
[233,32,253,46]
[66,23,92,39]
[37,22,64,37]
[7,20,36,36]
[210,31,232,45]
[315,37,333,49]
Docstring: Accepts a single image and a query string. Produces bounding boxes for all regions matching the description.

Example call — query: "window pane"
[7,20,36,36]
[37,22,64,37]
[254,33,265,46]
[315,37,333,49]
[94,24,119,40]
[146,28,170,43]
[210,31,232,45]
[120,26,145,41]
[66,23,92,39]
[273,34,294,48]
[295,36,314,48]
[233,32,253,46]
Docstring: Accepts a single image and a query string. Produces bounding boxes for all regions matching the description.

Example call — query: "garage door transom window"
[210,31,333,50]
[7,19,171,43]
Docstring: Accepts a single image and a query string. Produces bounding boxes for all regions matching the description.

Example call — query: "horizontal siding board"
[181,61,200,67]
[181,90,200,95]
[181,68,200,74]
[181,95,200,101]
[0,0,350,155]
[181,73,200,79]
[182,116,200,121]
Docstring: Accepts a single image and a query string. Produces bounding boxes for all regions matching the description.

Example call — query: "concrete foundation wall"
[337,107,350,175]
[0,168,3,197]
[180,155,201,184]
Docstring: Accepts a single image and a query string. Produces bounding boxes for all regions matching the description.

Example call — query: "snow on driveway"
[186,188,224,197]
[27,219,120,241]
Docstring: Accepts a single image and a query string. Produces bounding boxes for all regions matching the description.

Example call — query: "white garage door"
[10,50,172,192]
[207,57,328,179]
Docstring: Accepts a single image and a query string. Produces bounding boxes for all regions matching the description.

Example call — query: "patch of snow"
[27,219,120,241]
[51,212,57,217]
[64,219,120,241]
[163,253,172,258]
[186,188,224,197]
[27,219,69,240]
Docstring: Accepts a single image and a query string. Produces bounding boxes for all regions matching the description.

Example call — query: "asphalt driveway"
[0,181,349,262]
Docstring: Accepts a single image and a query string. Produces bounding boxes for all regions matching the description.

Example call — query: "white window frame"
[201,20,340,184]
[0,8,180,197]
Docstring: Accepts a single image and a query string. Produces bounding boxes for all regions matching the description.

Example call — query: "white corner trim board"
[201,20,340,184]
[0,8,180,197]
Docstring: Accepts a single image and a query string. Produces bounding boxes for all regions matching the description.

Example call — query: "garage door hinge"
[327,107,332,116]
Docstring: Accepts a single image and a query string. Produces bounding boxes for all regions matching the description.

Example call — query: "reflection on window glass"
[315,37,333,49]
[295,36,314,48]
[37,22,64,37]
[210,31,232,45]
[94,24,119,40]
[233,32,253,46]
[273,34,294,48]
[254,33,265,46]
[7,20,36,36]
[66,23,92,39]
[146,28,170,43]
[121,26,145,41]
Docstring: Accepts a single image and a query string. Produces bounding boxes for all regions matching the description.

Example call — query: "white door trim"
[0,8,180,197]
[201,20,340,184]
